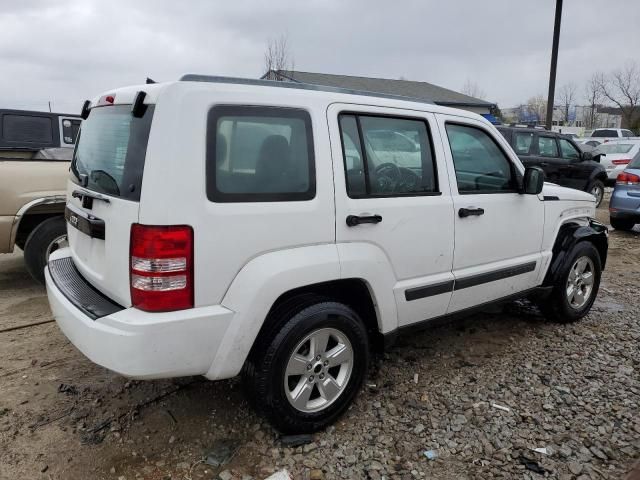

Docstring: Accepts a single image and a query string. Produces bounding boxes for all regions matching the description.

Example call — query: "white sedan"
[594,140,640,184]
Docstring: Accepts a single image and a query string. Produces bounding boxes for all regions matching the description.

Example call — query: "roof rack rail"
[179,74,435,106]
[506,123,549,130]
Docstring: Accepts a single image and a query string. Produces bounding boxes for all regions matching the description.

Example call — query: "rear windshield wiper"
[72,189,111,209]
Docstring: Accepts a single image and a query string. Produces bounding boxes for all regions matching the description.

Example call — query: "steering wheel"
[374,163,401,193]
[397,167,421,191]
[374,163,421,193]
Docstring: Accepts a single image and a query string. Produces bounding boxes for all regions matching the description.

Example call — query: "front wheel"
[588,180,605,208]
[539,242,601,323]
[243,297,369,433]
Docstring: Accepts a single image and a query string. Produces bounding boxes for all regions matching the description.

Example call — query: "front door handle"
[458,207,485,218]
[346,214,382,227]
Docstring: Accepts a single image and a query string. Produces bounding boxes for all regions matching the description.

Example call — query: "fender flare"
[205,244,342,380]
[543,219,608,287]
[587,168,608,186]
[204,242,399,380]
[9,195,66,251]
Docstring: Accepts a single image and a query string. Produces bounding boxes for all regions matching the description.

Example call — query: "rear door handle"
[458,207,485,218]
[346,214,382,227]
[540,162,549,167]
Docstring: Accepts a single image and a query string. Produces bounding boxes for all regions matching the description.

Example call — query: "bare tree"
[557,82,577,124]
[584,72,604,129]
[461,79,486,99]
[599,61,640,129]
[263,34,294,80]
[526,95,547,124]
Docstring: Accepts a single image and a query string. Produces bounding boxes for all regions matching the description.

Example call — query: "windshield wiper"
[72,189,111,203]
[90,169,121,196]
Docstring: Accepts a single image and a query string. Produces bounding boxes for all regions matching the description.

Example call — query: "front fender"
[588,166,608,185]
[543,219,608,287]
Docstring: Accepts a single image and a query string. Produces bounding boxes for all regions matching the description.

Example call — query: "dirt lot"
[1,200,639,480]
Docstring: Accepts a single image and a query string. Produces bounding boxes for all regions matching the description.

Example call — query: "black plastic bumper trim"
[49,256,123,320]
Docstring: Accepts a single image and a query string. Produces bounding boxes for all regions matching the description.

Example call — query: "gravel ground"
[0,199,638,480]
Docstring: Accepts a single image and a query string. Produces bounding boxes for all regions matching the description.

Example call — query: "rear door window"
[537,136,559,157]
[207,106,315,202]
[514,132,534,154]
[71,105,154,201]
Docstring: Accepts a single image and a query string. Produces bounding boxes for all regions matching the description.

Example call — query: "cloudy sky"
[1,0,638,113]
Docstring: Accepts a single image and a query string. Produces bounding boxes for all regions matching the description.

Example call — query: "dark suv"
[498,127,607,207]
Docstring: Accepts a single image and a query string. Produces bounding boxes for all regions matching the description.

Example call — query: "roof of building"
[262,70,494,108]
[180,74,437,106]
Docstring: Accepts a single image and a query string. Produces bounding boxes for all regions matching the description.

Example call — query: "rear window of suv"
[207,106,315,202]
[71,105,154,201]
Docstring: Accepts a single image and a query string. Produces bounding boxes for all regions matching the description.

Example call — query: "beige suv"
[0,148,71,282]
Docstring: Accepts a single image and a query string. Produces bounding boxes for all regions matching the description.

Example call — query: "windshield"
[71,105,154,201]
[596,143,635,154]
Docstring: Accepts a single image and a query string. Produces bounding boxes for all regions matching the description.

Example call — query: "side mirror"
[522,166,544,195]
[581,151,593,162]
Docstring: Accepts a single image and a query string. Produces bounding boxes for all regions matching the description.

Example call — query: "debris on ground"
[519,456,546,474]
[490,402,510,412]
[531,447,549,455]
[279,434,313,448]
[264,470,292,480]
[205,438,240,467]
[57,383,78,395]
[423,450,438,460]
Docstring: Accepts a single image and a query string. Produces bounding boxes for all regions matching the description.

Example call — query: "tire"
[23,216,68,284]
[610,218,635,231]
[243,296,370,433]
[588,180,605,208]
[539,242,601,323]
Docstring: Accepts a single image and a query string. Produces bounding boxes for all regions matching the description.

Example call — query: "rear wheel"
[23,216,67,284]
[588,180,605,208]
[610,218,635,231]
[243,296,369,433]
[539,242,601,323]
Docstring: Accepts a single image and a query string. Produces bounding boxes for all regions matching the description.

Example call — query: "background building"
[262,70,496,117]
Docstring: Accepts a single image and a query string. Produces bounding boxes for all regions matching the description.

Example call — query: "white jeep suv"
[45,76,608,433]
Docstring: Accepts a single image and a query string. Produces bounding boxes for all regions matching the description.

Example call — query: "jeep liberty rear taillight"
[130,224,194,312]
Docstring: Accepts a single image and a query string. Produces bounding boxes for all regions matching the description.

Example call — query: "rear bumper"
[45,250,235,379]
[610,188,640,221]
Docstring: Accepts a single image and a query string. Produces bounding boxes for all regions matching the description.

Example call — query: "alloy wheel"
[591,185,603,206]
[284,327,353,413]
[566,256,595,309]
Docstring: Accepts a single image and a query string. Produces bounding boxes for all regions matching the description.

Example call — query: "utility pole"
[48,101,52,112]
[545,0,563,130]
